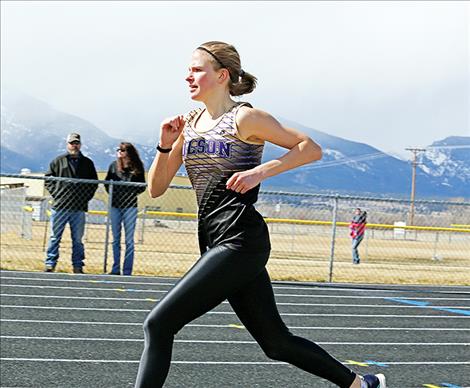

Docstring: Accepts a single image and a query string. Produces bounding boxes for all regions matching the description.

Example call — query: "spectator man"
[44,132,98,273]
[349,208,367,264]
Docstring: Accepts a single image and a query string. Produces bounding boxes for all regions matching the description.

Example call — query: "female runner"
[135,41,386,388]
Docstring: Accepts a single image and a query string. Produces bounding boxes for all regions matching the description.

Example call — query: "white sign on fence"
[393,221,406,239]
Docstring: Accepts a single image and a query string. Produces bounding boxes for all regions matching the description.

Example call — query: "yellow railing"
[85,210,470,233]
[30,209,469,233]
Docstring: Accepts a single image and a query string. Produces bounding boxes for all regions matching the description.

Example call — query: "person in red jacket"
[349,208,367,264]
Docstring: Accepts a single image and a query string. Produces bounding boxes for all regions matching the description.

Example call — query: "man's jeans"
[45,209,86,268]
[111,207,138,275]
[352,235,364,264]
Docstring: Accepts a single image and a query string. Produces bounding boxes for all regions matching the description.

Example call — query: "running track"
[1,270,469,387]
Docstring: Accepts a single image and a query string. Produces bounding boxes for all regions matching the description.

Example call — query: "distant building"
[0,172,197,214]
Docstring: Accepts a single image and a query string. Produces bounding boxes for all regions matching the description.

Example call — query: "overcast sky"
[1,1,469,156]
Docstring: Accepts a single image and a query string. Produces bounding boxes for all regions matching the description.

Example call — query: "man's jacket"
[45,152,98,211]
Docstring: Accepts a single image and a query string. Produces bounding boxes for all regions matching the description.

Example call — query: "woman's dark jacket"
[104,161,146,208]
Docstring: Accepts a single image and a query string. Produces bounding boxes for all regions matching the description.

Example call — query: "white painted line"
[0,276,175,287]
[1,358,469,366]
[0,358,253,364]
[3,276,470,296]
[274,285,470,294]
[3,271,469,292]
[2,304,468,318]
[278,303,470,309]
[371,361,470,365]
[175,361,470,365]
[273,281,470,291]
[2,293,469,309]
[2,336,469,346]
[0,336,148,342]
[275,293,470,301]
[0,294,156,302]
[3,276,422,294]
[2,319,469,330]
[1,318,141,326]
[1,305,149,312]
[0,270,177,281]
[0,284,168,293]
[2,284,469,300]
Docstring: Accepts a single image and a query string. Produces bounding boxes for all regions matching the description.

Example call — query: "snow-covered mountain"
[419,137,470,186]
[0,88,156,172]
[1,89,468,198]
[260,119,469,198]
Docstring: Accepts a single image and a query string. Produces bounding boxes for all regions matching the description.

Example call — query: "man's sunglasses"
[69,141,81,145]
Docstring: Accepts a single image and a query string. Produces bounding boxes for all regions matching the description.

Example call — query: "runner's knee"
[143,307,174,338]
[259,332,292,361]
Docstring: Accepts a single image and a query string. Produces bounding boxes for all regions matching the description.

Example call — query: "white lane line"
[0,277,415,294]
[2,277,470,296]
[179,361,470,365]
[0,284,167,293]
[3,272,469,293]
[2,336,469,346]
[2,294,469,309]
[0,294,155,302]
[0,305,147,312]
[275,293,470,301]
[2,305,468,318]
[1,358,469,366]
[0,276,175,287]
[2,285,469,300]
[1,318,142,326]
[0,270,177,281]
[2,319,469,330]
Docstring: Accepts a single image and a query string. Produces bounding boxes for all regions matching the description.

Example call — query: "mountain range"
[1,89,469,199]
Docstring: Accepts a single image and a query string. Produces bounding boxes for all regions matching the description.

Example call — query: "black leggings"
[135,245,356,388]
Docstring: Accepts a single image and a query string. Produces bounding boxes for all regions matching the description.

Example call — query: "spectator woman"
[105,142,146,275]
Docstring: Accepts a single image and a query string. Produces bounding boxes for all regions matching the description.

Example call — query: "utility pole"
[405,148,426,225]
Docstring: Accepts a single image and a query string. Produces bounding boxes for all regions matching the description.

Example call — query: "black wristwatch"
[156,144,172,153]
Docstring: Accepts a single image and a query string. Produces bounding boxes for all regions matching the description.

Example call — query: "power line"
[425,145,470,150]
[405,147,426,225]
[303,152,388,170]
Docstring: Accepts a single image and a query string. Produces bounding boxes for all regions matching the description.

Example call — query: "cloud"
[1,1,468,150]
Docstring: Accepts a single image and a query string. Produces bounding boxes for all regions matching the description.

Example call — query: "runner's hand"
[226,169,263,194]
[159,115,185,148]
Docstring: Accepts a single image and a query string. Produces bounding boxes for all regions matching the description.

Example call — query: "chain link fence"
[1,173,469,285]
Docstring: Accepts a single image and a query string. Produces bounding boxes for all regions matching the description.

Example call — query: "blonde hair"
[197,41,257,96]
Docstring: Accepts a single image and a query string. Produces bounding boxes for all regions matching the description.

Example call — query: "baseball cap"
[67,133,81,143]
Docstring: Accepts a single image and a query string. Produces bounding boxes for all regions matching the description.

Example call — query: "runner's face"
[185,50,221,101]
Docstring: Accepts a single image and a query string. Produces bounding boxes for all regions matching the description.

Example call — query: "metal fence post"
[42,208,50,252]
[365,231,369,260]
[103,183,113,274]
[290,223,295,252]
[328,195,339,283]
[139,206,147,244]
[432,231,440,259]
[21,207,32,240]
